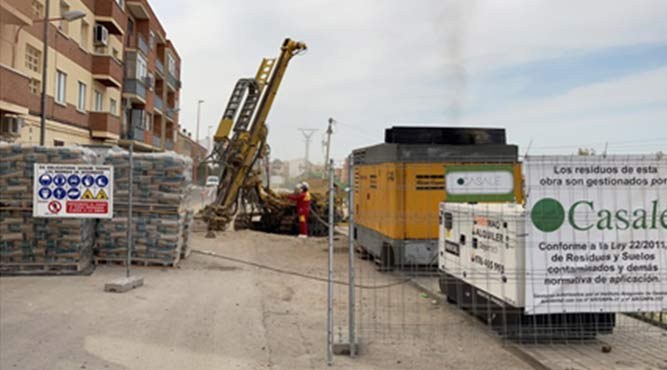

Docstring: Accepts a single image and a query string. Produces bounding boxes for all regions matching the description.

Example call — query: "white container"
[438,202,527,308]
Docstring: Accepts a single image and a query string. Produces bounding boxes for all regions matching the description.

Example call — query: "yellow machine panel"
[355,162,524,241]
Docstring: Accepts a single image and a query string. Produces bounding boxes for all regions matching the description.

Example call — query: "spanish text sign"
[524,155,667,314]
[33,163,113,219]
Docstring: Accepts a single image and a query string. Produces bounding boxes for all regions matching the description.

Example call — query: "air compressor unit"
[438,202,615,338]
[352,126,523,270]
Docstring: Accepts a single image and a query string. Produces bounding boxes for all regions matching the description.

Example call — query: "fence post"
[327,158,334,366]
[126,141,134,277]
[348,156,356,357]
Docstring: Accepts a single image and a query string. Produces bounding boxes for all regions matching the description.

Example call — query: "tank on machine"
[352,126,523,270]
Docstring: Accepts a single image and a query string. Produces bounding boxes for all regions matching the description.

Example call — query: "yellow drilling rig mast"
[202,38,307,236]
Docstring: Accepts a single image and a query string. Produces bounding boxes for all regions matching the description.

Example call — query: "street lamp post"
[194,99,204,184]
[36,4,86,146]
[205,125,213,180]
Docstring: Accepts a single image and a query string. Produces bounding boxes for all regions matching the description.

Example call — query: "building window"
[149,31,155,49]
[80,20,90,49]
[167,53,176,76]
[25,44,41,73]
[143,112,152,131]
[126,19,134,47]
[77,82,87,112]
[110,98,117,115]
[32,0,44,18]
[94,90,103,111]
[29,78,41,95]
[54,140,64,146]
[55,70,67,104]
[59,1,70,35]
[136,54,147,79]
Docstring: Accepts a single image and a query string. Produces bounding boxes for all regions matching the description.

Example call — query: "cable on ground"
[192,249,411,290]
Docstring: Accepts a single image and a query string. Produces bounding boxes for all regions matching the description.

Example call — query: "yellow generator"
[352,126,523,269]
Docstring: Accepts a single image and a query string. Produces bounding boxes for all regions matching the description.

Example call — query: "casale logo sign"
[446,171,514,195]
[531,198,667,232]
[444,164,518,203]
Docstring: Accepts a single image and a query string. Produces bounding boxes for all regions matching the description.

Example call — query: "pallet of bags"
[180,210,194,259]
[95,148,192,267]
[0,143,96,275]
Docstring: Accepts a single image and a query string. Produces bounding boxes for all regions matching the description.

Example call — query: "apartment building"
[175,128,206,163]
[0,0,181,153]
[122,0,181,151]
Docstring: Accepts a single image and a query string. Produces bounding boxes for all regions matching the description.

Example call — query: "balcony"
[154,95,163,112]
[0,0,32,25]
[153,135,162,149]
[126,0,149,19]
[0,64,33,114]
[123,78,147,103]
[90,112,121,139]
[165,107,174,121]
[166,72,180,91]
[155,59,164,76]
[131,127,144,141]
[127,33,149,55]
[94,0,126,35]
[92,55,123,88]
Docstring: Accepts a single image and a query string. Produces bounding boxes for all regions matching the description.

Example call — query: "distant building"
[175,128,205,163]
[286,158,308,179]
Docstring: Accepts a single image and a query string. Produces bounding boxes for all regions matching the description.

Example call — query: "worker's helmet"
[301,182,309,191]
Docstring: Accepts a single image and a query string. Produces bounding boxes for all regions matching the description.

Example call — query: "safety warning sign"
[33,164,113,218]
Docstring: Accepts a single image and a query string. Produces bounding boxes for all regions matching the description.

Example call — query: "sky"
[151,0,667,163]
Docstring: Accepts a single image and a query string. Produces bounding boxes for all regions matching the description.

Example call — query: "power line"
[531,137,667,149]
[298,128,318,172]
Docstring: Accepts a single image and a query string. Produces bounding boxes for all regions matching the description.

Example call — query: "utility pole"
[298,128,317,175]
[323,117,335,178]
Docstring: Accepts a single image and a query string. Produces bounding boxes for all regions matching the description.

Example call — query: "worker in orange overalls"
[288,182,311,238]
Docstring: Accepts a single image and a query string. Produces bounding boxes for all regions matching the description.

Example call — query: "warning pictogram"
[95,189,108,200]
[48,200,62,214]
[33,163,113,219]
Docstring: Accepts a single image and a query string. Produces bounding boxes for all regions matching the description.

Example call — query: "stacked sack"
[180,210,194,258]
[95,149,192,266]
[0,144,96,274]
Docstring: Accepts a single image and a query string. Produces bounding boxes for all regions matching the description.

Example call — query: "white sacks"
[0,144,97,274]
[95,149,193,266]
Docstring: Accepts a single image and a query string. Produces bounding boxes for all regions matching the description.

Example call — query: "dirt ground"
[0,230,531,370]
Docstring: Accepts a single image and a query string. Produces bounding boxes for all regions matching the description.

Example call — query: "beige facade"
[0,0,126,146]
[0,0,182,154]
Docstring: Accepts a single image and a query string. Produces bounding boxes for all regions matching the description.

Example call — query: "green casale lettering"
[633,209,648,229]
[615,209,630,230]
[568,200,665,231]
[597,209,613,230]
[569,201,594,231]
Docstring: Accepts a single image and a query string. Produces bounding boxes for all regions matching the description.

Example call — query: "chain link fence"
[333,153,667,368]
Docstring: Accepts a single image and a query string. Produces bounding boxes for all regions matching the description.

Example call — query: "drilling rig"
[202,38,334,237]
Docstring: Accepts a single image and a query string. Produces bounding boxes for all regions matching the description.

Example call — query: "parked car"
[205,176,219,188]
